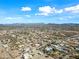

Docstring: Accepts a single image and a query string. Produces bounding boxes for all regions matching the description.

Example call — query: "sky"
[0,0,79,24]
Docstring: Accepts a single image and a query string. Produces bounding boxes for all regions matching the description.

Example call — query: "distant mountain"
[0,23,79,31]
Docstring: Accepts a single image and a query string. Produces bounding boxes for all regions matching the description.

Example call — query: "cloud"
[5,17,16,20]
[5,17,22,20]
[2,16,26,24]
[55,9,63,13]
[36,6,63,16]
[36,5,79,16]
[25,15,31,17]
[59,16,73,20]
[21,7,31,11]
[64,4,79,13]
[35,13,49,16]
[20,5,79,17]
[39,6,53,13]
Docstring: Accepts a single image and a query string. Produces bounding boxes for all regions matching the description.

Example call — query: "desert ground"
[0,24,79,59]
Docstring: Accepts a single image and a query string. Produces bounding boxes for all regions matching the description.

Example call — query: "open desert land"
[0,24,79,59]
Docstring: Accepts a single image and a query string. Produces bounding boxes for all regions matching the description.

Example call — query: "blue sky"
[0,0,79,24]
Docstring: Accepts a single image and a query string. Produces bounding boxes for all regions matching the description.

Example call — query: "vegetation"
[0,23,79,59]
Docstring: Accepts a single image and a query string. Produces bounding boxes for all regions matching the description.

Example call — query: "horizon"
[1,22,79,24]
[0,0,79,24]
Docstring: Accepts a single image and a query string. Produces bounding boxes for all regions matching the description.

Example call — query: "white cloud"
[59,16,73,20]
[5,17,22,20]
[20,5,79,16]
[36,5,79,16]
[36,6,63,16]
[5,17,16,20]
[21,7,31,11]
[55,9,63,13]
[25,15,31,17]
[64,4,79,13]
[35,13,49,16]
[3,16,26,24]
[39,6,53,13]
